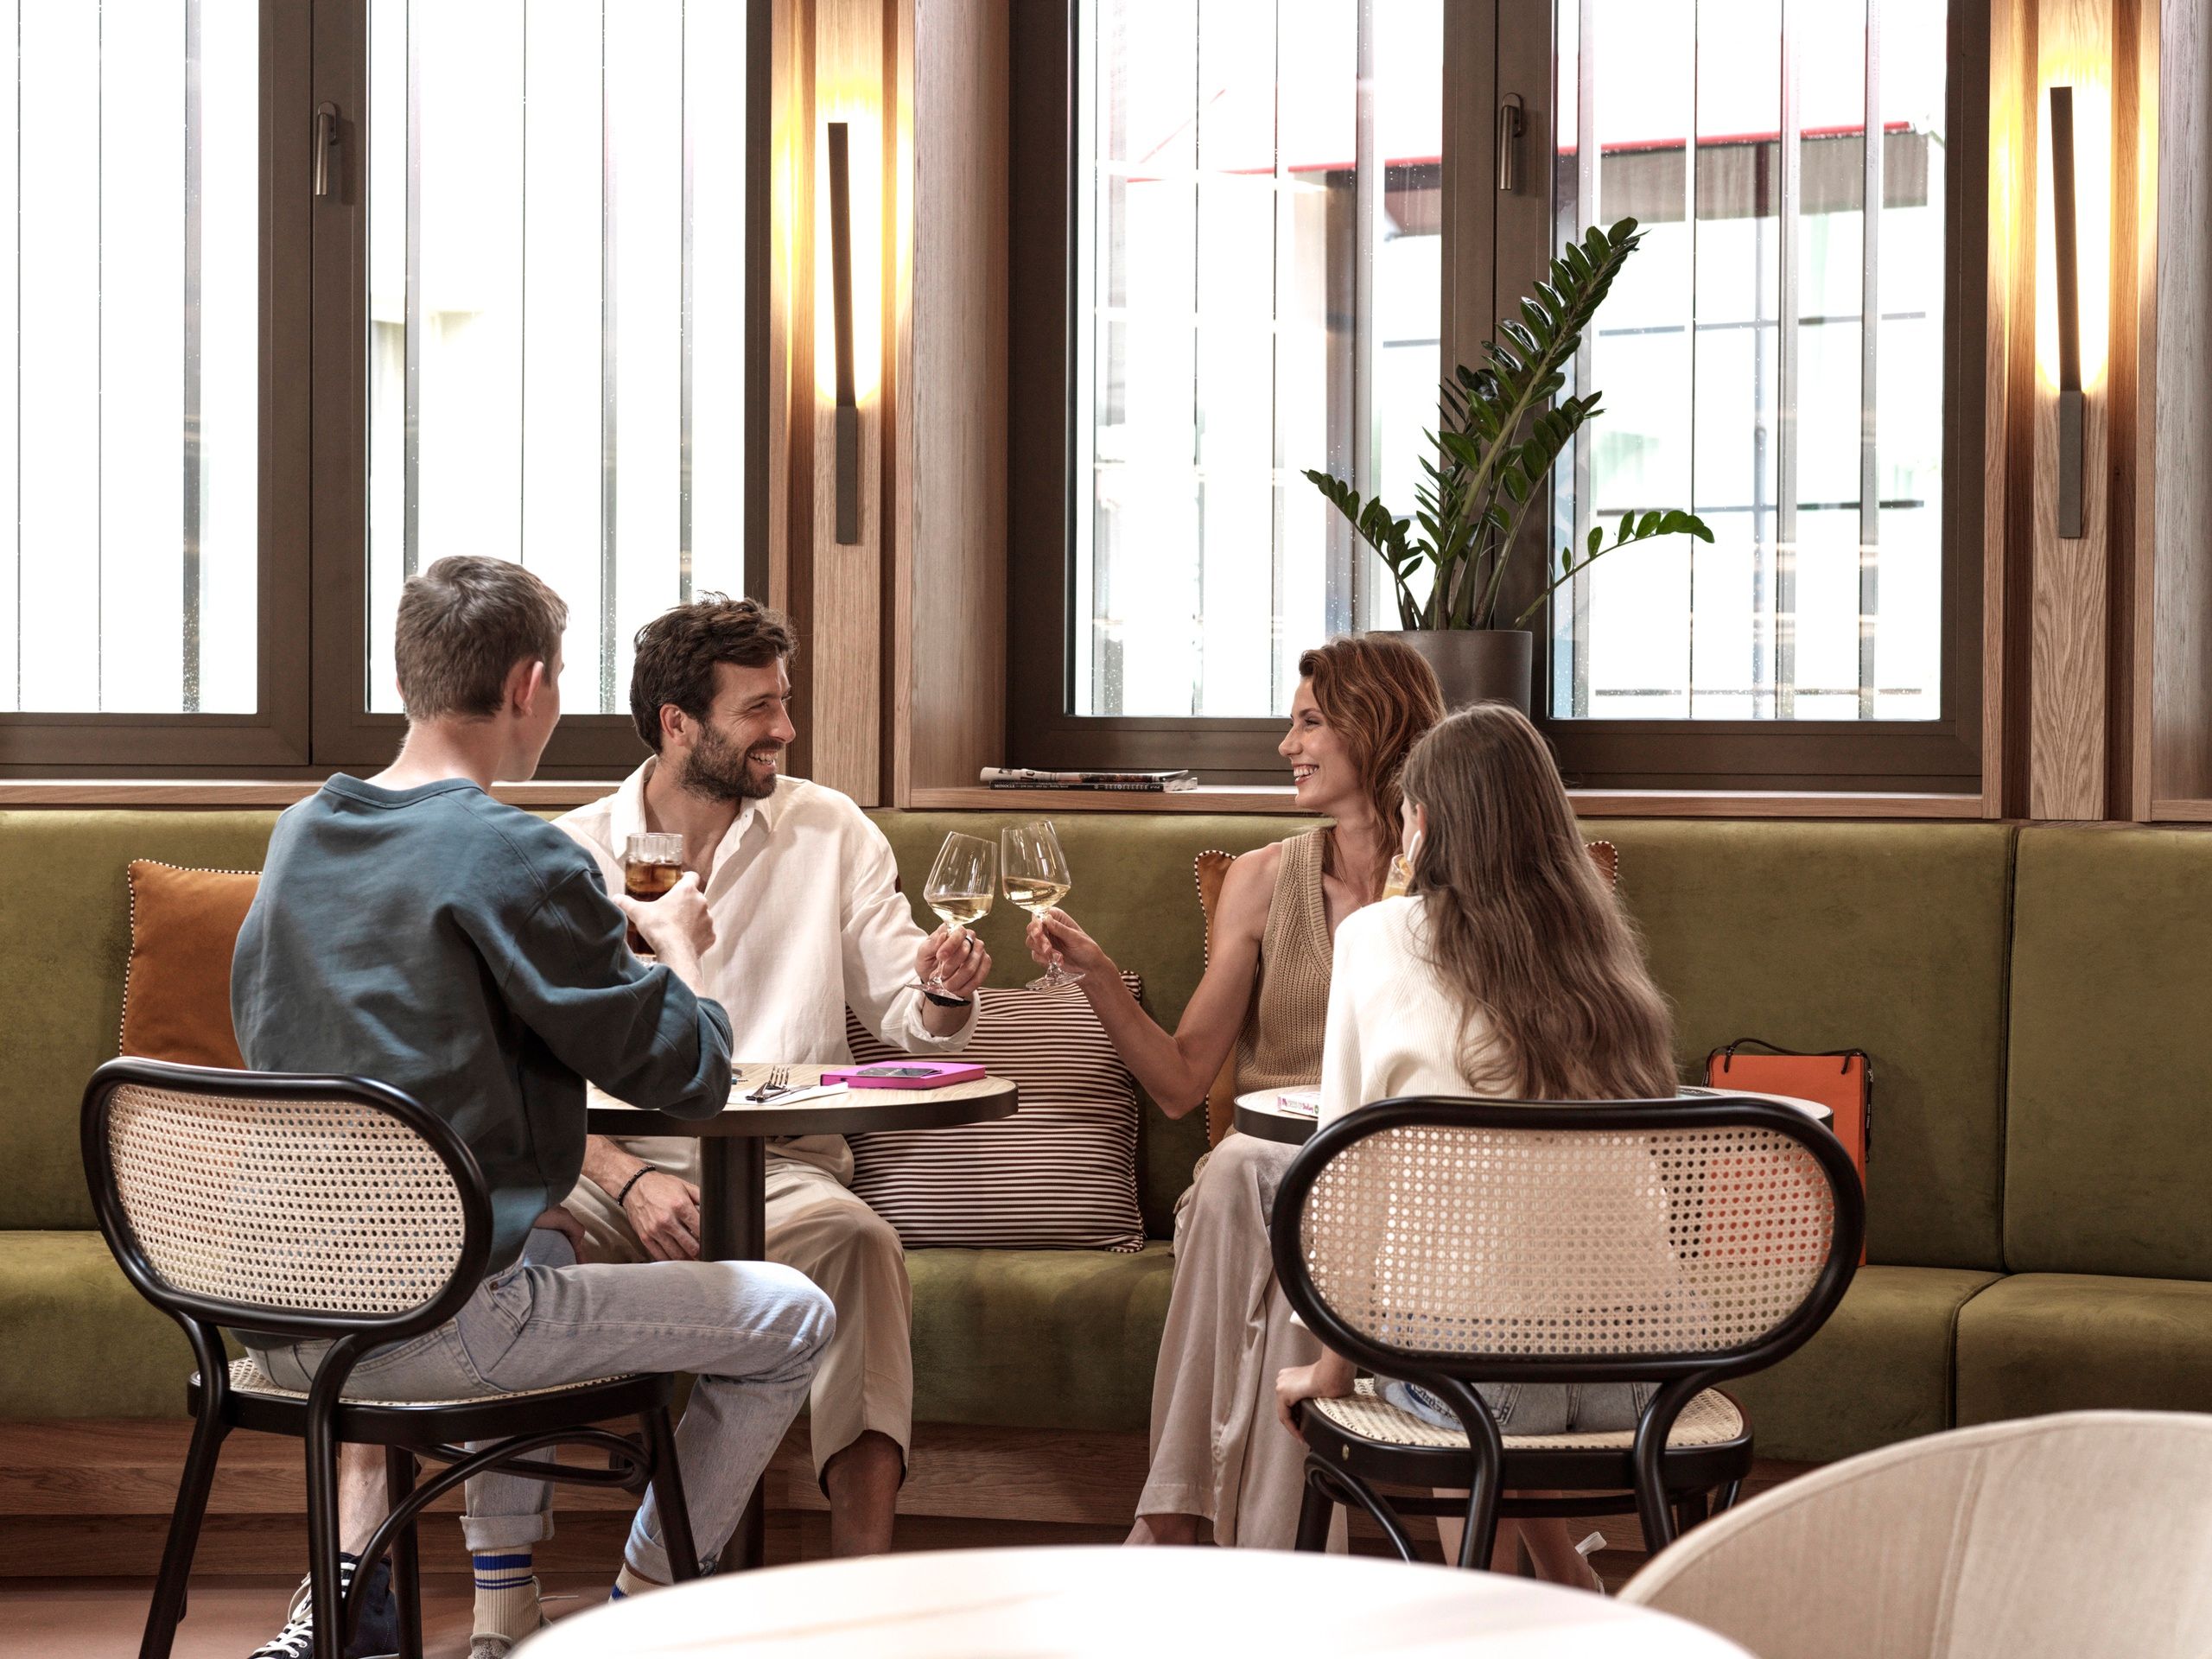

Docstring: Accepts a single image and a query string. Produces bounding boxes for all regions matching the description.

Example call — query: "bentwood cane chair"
[1271,1095,1864,1572]
[81,1057,703,1659]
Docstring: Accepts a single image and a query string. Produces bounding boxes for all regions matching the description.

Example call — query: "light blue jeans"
[254,1229,834,1580]
[1380,1376,1656,1436]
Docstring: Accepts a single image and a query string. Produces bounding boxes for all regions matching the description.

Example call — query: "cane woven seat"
[1308,1376,1745,1453]
[106,1080,469,1319]
[209,1357,642,1410]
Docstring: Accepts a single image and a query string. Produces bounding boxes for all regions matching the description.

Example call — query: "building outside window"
[1057,0,1962,766]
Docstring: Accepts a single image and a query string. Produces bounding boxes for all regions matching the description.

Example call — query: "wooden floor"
[0,1573,603,1659]
[0,1416,1807,1654]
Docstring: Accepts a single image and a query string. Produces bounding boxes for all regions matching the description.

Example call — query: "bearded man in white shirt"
[553,597,988,1564]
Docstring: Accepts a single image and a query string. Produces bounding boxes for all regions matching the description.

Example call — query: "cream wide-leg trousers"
[566,1145,914,1481]
[1138,1131,1323,1548]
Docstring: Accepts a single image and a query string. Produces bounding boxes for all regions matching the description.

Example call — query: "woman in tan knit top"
[1026,636,1444,1548]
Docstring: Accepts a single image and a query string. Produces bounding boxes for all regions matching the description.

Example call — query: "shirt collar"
[610,756,790,855]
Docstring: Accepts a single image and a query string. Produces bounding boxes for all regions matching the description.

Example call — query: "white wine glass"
[1001,819,1083,988]
[909,832,996,991]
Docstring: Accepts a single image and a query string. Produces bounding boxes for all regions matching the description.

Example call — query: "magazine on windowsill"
[981,766,1199,792]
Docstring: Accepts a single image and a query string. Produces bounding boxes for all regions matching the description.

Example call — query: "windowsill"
[0,778,1993,820]
[0,779,621,810]
[907,785,1993,819]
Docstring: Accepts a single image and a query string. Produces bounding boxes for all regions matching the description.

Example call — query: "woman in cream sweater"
[1275,701,1678,1586]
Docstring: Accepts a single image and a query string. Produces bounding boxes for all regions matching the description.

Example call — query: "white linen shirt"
[556,759,976,1182]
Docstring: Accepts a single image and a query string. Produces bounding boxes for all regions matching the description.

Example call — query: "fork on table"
[746,1065,793,1103]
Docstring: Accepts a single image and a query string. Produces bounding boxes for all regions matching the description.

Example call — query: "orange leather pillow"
[119,861,261,1069]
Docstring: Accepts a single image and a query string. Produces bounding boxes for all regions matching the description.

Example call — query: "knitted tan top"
[1232,827,1334,1096]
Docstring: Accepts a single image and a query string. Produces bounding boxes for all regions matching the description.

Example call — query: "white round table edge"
[518,1545,1753,1658]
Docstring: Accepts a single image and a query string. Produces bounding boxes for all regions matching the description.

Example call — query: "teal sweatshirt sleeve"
[477,860,734,1119]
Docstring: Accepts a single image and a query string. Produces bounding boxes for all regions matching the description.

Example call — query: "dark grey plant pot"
[1373,628,1533,715]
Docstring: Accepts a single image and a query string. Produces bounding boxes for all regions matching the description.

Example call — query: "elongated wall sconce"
[828,120,859,544]
[2050,85,2083,541]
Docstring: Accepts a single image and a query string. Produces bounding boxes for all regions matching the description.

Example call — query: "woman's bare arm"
[1027,847,1279,1117]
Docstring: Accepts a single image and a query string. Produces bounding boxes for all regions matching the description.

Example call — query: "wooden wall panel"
[769,0,815,779]
[2025,0,2113,820]
[893,0,1009,802]
[2152,0,2212,807]
[1987,0,2032,817]
[2113,0,2157,817]
[804,0,890,804]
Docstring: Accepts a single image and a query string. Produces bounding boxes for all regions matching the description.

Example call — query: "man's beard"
[678,721,779,804]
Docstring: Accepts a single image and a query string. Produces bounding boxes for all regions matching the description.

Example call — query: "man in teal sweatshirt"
[236,556,832,1659]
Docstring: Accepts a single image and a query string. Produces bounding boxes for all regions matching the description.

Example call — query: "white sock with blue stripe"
[471,1550,541,1643]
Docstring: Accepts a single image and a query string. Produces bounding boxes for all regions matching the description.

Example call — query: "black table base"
[699,1135,769,1572]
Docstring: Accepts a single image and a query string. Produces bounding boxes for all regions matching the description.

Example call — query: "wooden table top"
[587,1064,1018,1138]
[521,1546,1751,1657]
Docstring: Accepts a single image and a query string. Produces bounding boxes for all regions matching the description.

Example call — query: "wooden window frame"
[0,0,771,781]
[1007,0,1988,793]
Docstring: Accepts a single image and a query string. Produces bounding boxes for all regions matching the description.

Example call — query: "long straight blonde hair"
[1401,703,1676,1101]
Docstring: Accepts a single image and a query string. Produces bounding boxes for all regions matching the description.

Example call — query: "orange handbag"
[1705,1038,1871,1262]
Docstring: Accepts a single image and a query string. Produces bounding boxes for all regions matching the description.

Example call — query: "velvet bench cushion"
[1726,1267,2001,1465]
[3,1231,2001,1462]
[1955,1273,2212,1425]
[0,1229,1179,1432]
[2004,827,2212,1281]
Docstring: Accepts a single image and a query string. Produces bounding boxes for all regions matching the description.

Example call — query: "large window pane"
[1548,0,1945,721]
[0,1,258,715]
[1073,0,1441,720]
[365,0,747,715]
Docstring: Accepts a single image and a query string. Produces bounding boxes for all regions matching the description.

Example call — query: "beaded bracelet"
[615,1166,656,1208]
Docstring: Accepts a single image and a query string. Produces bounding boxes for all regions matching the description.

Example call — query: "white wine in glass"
[911,832,996,991]
[1001,820,1084,988]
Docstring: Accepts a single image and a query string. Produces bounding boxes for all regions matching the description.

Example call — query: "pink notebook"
[819,1061,987,1090]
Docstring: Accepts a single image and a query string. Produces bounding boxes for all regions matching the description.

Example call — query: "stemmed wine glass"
[1001,820,1084,988]
[908,832,996,992]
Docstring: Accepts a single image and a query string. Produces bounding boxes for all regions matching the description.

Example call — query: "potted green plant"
[1305,216,1713,713]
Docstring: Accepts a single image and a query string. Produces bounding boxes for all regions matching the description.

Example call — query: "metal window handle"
[314,101,339,199]
[1497,93,1525,194]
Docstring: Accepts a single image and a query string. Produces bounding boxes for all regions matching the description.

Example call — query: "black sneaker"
[248,1550,397,1659]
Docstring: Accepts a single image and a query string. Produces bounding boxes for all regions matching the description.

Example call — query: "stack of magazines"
[981,766,1198,793]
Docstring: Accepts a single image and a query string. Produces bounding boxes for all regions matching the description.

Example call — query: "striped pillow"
[843,976,1147,1253]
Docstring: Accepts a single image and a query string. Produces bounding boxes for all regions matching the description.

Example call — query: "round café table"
[1233,1086,1836,1146]
[587,1064,1017,1569]
[521,1545,1751,1658]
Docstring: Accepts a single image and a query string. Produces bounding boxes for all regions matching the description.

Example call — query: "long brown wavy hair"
[1401,703,1676,1100]
[1299,638,1446,899]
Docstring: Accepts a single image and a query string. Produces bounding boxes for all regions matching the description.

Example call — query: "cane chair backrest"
[1276,1096,1861,1379]
[84,1058,486,1338]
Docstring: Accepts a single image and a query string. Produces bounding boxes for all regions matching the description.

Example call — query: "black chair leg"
[1713,1478,1744,1513]
[1671,1488,1709,1539]
[137,1409,229,1659]
[385,1447,425,1659]
[641,1407,702,1582]
[303,1427,347,1659]
[1294,1462,1334,1553]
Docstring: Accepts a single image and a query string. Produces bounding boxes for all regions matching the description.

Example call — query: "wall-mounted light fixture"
[2050,85,2083,541]
[827,120,859,545]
